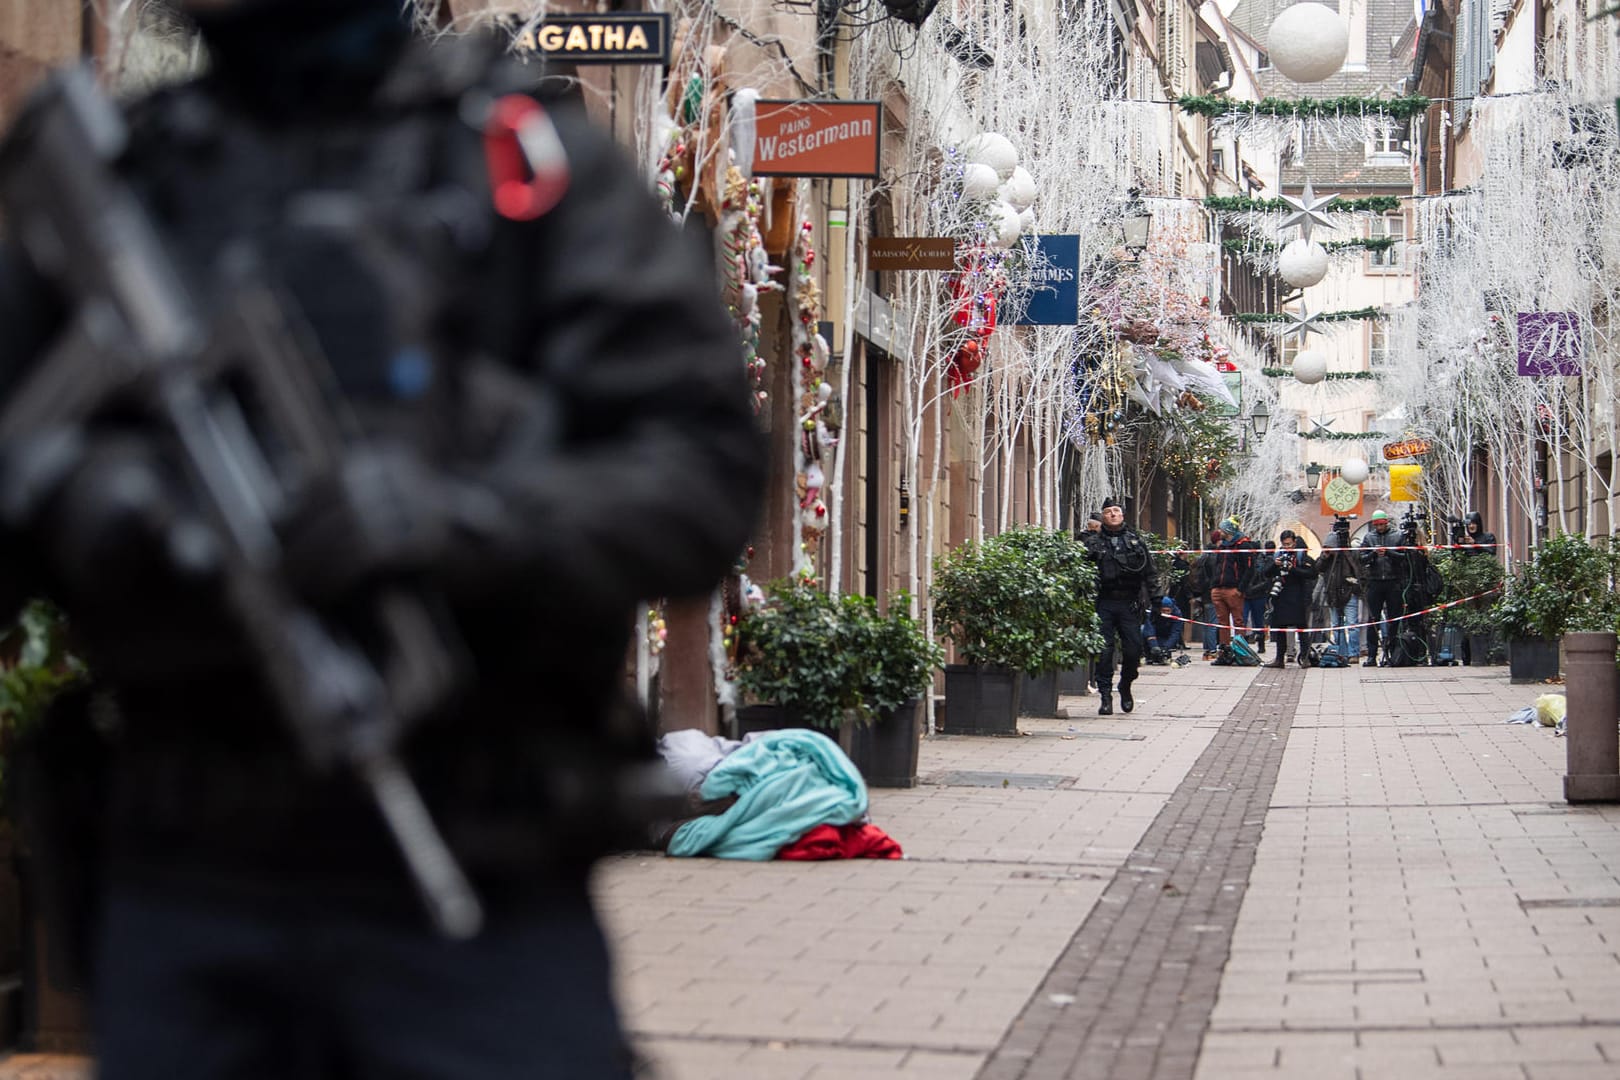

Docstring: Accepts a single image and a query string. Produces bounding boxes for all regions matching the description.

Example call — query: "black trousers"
[1363,580,1405,661]
[1094,597,1144,693]
[92,873,635,1080]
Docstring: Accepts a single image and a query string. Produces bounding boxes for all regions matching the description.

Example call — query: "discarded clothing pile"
[655,728,902,861]
[1505,693,1567,734]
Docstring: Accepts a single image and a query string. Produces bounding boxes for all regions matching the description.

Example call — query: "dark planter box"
[941,665,1021,735]
[844,699,922,788]
[14,855,88,1054]
[1466,632,1503,666]
[735,703,821,738]
[1055,665,1090,696]
[1509,637,1560,684]
[1018,672,1060,717]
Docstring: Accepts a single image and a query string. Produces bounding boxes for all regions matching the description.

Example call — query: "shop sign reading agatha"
[753,101,881,178]
[511,14,670,64]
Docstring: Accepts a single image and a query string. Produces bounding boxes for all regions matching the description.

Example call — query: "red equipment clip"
[482,94,570,221]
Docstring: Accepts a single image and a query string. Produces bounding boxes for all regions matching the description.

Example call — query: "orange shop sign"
[753,100,882,178]
[1381,436,1434,461]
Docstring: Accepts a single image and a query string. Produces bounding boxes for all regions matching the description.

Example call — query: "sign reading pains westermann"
[512,14,671,64]
[753,100,882,178]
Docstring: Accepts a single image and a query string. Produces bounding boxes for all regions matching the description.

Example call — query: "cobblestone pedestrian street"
[4,662,1616,1079]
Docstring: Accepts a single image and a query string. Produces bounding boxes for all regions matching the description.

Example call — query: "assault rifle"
[0,67,483,938]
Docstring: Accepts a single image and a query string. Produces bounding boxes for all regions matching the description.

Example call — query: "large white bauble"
[1292,349,1329,384]
[992,201,1022,248]
[1266,3,1350,83]
[1340,456,1370,485]
[1017,206,1036,233]
[962,162,1001,199]
[1000,166,1037,211]
[963,133,1019,180]
[1278,238,1330,288]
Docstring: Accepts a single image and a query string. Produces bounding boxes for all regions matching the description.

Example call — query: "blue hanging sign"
[1015,234,1081,326]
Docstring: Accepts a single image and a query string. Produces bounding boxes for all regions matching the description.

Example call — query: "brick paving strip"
[976,667,1307,1080]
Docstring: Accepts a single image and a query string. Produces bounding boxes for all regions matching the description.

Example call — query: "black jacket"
[1265,549,1317,626]
[1082,525,1158,605]
[0,37,765,881]
[1460,512,1498,556]
[1208,537,1255,590]
[1358,526,1409,581]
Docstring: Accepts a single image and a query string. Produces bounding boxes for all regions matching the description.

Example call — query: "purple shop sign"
[1516,312,1582,376]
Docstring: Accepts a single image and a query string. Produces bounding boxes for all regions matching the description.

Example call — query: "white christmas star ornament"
[1285,307,1329,341]
[1279,181,1338,242]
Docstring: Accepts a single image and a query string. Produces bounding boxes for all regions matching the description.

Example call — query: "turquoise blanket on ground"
[667,729,868,860]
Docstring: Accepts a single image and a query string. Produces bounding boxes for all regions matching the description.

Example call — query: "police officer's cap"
[1100,497,1122,510]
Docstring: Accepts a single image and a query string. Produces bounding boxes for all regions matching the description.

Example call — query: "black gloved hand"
[280,445,458,603]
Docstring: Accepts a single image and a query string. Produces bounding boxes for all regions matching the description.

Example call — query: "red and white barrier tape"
[1161,586,1504,634]
[1155,542,1503,557]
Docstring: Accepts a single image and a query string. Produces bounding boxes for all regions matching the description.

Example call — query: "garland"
[1300,429,1388,440]
[1236,307,1385,324]
[1260,367,1382,380]
[1204,195,1403,215]
[1177,94,1431,122]
[1221,236,1399,255]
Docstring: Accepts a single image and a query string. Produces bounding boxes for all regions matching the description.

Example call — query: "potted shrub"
[933,527,1102,734]
[1492,533,1620,683]
[996,527,1106,716]
[841,592,943,787]
[732,578,862,734]
[1431,550,1505,665]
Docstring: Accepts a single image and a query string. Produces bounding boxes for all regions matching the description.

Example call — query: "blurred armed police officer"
[1080,497,1157,715]
[0,0,764,1075]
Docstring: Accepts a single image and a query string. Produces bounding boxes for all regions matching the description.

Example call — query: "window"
[1210,148,1225,175]
[1367,122,1408,162]
[1280,334,1301,366]
[1368,212,1404,270]
[1368,323,1389,368]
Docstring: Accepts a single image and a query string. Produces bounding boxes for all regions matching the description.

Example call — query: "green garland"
[1177,94,1431,122]
[1300,429,1388,440]
[1260,368,1382,380]
[1235,307,1385,324]
[1221,236,1399,255]
[1204,195,1404,215]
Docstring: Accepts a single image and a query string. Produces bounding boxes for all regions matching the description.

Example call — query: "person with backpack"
[1206,517,1255,652]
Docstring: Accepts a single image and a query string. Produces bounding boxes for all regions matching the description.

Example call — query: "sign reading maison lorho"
[753,100,882,178]
[511,14,671,65]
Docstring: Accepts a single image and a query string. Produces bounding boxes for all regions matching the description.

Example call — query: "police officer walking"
[0,2,765,1077]
[1081,498,1157,715]
[1358,509,1409,666]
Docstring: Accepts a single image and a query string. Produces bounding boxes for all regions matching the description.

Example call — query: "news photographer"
[1454,511,1498,556]
[1316,515,1362,663]
[1358,510,1408,666]
[1261,531,1317,668]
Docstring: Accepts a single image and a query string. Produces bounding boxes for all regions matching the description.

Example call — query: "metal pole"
[1564,631,1620,803]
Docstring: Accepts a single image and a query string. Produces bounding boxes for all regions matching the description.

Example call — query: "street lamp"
[1121,188,1152,254]
[1249,399,1271,438]
[1305,462,1323,490]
